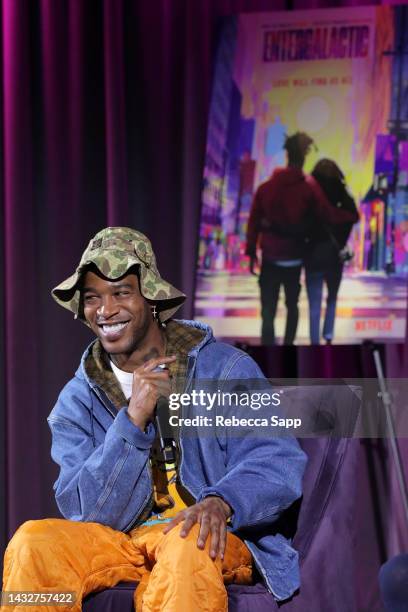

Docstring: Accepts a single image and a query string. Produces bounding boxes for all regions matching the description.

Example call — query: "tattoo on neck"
[142,347,160,363]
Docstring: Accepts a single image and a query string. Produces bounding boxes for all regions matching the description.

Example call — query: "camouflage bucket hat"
[52,227,186,323]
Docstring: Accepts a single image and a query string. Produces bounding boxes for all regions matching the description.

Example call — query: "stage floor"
[194,270,407,344]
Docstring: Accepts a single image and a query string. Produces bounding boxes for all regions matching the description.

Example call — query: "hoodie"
[246,167,359,261]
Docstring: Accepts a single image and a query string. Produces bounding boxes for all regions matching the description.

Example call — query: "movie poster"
[195,6,408,344]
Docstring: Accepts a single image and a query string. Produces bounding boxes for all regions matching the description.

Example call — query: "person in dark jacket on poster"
[246,132,359,345]
[304,159,359,345]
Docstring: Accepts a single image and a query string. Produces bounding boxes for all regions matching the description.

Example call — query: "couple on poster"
[246,131,359,345]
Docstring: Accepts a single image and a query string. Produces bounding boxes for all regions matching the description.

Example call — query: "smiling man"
[2,227,307,612]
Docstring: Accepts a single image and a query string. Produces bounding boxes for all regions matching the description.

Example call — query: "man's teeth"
[102,322,128,334]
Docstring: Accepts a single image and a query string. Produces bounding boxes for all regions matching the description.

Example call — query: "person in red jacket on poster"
[246,132,359,345]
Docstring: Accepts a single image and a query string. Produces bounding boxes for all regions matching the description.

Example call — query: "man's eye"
[84,295,98,303]
[116,291,130,297]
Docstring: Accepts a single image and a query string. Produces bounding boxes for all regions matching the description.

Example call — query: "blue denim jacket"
[48,320,307,601]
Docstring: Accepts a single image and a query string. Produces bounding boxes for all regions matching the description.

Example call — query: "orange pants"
[2,518,252,611]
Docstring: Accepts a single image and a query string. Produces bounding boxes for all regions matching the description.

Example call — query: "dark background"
[1,1,406,609]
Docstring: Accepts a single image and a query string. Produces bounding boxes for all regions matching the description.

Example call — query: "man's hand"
[249,254,259,276]
[163,496,232,560]
[127,355,176,431]
[245,245,259,276]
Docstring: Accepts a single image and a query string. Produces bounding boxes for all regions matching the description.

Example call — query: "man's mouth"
[98,321,130,340]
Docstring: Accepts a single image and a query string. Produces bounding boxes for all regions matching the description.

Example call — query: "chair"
[379,554,408,612]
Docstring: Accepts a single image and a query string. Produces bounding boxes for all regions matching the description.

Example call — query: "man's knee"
[285,291,300,309]
[159,523,212,561]
[9,519,54,548]
[5,519,68,561]
[162,522,200,544]
[6,518,96,560]
[3,519,60,578]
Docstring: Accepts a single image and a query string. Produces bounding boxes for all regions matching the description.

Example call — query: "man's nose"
[97,296,120,319]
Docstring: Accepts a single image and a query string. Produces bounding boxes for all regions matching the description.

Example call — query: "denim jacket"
[48,320,307,601]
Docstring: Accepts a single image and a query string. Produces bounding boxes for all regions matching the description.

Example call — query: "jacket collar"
[75,319,215,392]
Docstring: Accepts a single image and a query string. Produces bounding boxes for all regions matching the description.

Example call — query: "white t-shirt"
[110,360,133,400]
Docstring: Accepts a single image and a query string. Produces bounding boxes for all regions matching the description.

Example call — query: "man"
[246,132,359,345]
[2,227,307,611]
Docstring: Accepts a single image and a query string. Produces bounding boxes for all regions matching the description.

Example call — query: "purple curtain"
[1,1,407,609]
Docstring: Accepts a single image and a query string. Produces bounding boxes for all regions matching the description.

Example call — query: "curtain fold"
[103,0,129,224]
[2,0,43,536]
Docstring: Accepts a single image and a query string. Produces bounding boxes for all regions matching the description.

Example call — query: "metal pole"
[373,349,408,529]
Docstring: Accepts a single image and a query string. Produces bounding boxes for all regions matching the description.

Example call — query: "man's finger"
[180,513,199,538]
[141,355,177,372]
[144,379,172,397]
[139,372,171,381]
[209,521,221,560]
[196,514,211,549]
[250,257,259,276]
[163,512,184,534]
[219,521,227,560]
